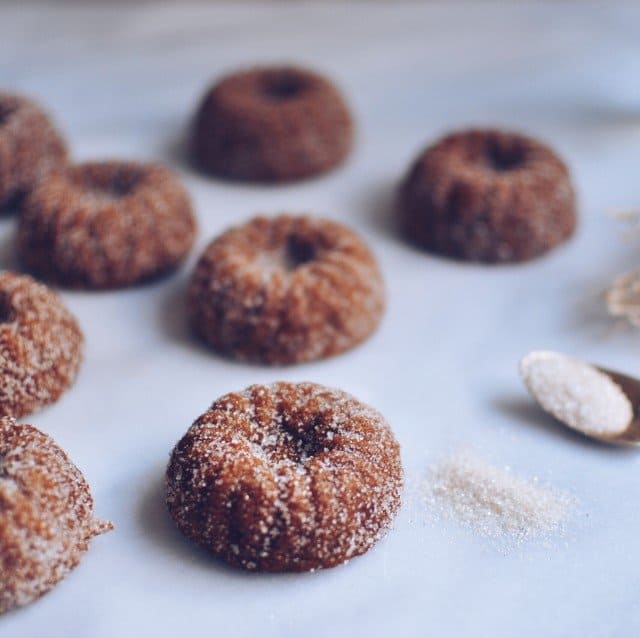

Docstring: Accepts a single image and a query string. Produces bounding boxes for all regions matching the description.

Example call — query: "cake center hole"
[255,236,316,275]
[485,142,525,172]
[0,104,16,127]
[262,74,306,101]
[0,293,15,324]
[285,235,316,269]
[293,436,322,463]
[83,170,143,203]
[259,426,323,466]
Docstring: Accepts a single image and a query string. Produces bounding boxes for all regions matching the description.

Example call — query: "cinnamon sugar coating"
[192,66,353,182]
[166,382,403,572]
[17,161,197,289]
[0,418,112,614]
[399,129,577,263]
[187,215,385,365]
[0,272,83,418]
[0,93,67,209]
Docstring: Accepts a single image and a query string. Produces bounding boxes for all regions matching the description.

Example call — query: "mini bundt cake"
[17,161,196,289]
[187,214,385,364]
[399,129,576,263]
[192,66,354,182]
[0,92,67,209]
[166,382,403,572]
[0,418,112,613]
[0,271,83,418]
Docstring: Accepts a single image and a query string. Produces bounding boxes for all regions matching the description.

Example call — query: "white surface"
[2,2,640,637]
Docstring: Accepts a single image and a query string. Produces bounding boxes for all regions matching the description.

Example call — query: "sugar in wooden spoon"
[520,350,640,446]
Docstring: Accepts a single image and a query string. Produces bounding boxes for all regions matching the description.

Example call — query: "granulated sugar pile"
[421,450,576,545]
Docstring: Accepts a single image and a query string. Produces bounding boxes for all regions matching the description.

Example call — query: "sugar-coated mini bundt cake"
[187,214,385,364]
[192,66,354,182]
[0,272,83,418]
[166,382,403,572]
[399,129,576,263]
[0,418,112,613]
[17,161,196,289]
[0,92,67,209]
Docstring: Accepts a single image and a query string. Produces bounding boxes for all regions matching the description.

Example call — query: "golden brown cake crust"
[0,272,83,418]
[187,214,385,365]
[192,66,353,182]
[17,161,196,289]
[166,382,403,572]
[399,129,577,263]
[0,418,112,614]
[0,93,67,209]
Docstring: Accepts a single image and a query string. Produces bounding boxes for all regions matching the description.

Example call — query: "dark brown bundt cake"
[399,129,577,263]
[0,92,67,209]
[187,214,385,364]
[0,271,83,418]
[17,161,196,289]
[0,418,112,613]
[192,66,353,182]
[166,382,403,572]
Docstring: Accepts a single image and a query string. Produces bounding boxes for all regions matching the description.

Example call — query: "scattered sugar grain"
[520,350,632,437]
[421,450,576,544]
